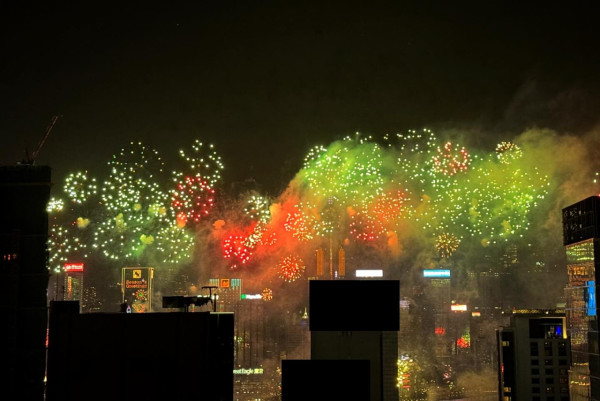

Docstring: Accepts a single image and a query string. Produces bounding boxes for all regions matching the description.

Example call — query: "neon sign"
[64,262,84,272]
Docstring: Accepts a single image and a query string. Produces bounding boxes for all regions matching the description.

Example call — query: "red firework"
[276,255,305,282]
[350,191,407,241]
[172,175,215,225]
[258,230,277,247]
[284,211,314,241]
[222,234,253,268]
[349,212,382,241]
[432,142,470,176]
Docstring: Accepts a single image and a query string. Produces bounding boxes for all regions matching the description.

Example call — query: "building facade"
[563,196,600,401]
[497,310,571,401]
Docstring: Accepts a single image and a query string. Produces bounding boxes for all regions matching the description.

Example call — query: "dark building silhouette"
[282,359,370,401]
[497,310,570,401]
[0,165,51,401]
[562,196,600,401]
[46,300,234,401]
[281,279,400,401]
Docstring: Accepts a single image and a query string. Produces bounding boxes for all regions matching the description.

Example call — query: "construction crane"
[22,115,61,165]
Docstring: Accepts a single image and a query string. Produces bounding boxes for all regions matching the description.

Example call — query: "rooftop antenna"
[202,286,218,312]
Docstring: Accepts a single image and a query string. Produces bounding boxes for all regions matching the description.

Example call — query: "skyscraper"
[562,195,600,401]
[0,165,51,401]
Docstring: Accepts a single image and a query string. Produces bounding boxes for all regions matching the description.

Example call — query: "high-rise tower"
[562,195,600,401]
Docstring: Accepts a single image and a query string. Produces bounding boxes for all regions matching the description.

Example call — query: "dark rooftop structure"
[46,301,234,401]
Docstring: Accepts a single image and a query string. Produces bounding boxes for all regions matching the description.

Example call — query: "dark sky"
[2,1,600,195]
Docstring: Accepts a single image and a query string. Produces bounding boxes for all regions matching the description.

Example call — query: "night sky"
[3,1,600,195]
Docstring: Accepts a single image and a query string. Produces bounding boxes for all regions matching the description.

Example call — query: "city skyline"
[3,2,600,400]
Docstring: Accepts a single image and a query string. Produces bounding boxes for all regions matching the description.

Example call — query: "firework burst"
[171,175,215,225]
[276,255,305,282]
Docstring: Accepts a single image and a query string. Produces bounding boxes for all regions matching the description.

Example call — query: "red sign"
[64,262,84,272]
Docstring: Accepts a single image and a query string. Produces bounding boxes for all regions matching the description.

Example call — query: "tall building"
[307,279,400,401]
[0,165,51,401]
[497,310,570,401]
[562,196,600,401]
[423,269,452,362]
[63,262,84,307]
[207,278,282,401]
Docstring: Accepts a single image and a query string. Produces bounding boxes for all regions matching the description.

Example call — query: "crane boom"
[23,115,61,164]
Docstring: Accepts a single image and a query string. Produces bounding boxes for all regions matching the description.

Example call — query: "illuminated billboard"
[355,269,383,278]
[423,269,450,278]
[240,294,262,300]
[122,267,154,313]
[451,304,467,312]
[64,262,84,272]
[587,280,596,316]
[209,278,242,288]
[233,367,264,375]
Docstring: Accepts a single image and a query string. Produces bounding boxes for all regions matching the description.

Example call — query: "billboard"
[355,269,383,278]
[64,262,84,272]
[122,267,154,313]
[423,269,450,278]
[587,280,596,316]
[451,304,467,312]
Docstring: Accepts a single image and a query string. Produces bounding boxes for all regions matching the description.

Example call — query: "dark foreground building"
[497,310,570,401]
[0,165,51,401]
[283,279,400,401]
[46,301,234,401]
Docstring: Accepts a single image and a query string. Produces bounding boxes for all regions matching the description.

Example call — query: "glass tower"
[563,196,600,401]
